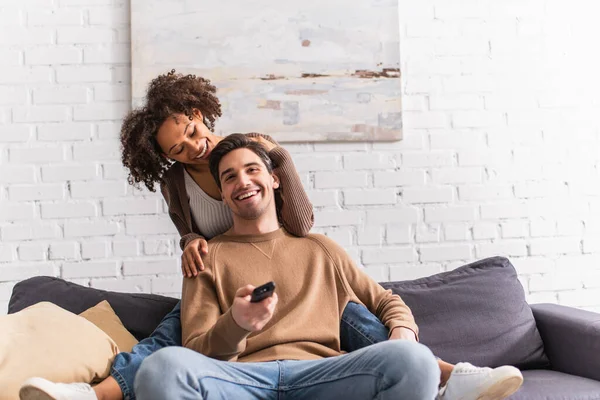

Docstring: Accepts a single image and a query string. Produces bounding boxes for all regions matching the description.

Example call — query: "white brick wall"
[1,0,600,315]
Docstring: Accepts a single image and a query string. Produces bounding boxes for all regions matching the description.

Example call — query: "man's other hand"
[231,284,278,332]
[389,326,417,342]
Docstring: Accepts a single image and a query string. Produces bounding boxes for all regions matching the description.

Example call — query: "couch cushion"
[0,302,119,400]
[510,370,600,399]
[79,300,139,353]
[8,276,179,341]
[381,256,549,370]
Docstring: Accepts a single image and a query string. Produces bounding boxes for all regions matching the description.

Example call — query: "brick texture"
[0,0,599,313]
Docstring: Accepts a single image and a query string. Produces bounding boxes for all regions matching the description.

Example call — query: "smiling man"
[133,134,522,400]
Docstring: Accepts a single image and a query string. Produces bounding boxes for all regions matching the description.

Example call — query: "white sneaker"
[19,377,98,400]
[438,362,524,400]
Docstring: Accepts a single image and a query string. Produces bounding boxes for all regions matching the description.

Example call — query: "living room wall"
[1,0,599,314]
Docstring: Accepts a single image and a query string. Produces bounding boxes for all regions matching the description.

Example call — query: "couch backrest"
[9,257,550,369]
[8,276,178,341]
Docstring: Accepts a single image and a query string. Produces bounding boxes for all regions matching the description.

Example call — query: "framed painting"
[131,0,402,142]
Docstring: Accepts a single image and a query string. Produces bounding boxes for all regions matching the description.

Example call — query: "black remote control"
[250,281,276,303]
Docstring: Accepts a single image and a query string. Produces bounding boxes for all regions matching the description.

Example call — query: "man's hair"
[209,134,273,189]
[120,69,222,192]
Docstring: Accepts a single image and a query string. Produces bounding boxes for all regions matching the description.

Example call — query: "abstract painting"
[131,0,402,142]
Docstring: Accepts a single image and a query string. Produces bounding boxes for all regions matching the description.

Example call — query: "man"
[134,134,523,399]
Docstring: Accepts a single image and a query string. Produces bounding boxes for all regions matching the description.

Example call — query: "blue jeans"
[134,341,440,400]
[111,302,388,400]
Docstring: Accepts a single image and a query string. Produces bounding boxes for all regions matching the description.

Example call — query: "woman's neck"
[183,163,222,200]
[185,163,210,173]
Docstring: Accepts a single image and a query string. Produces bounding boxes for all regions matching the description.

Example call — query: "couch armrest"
[531,303,600,381]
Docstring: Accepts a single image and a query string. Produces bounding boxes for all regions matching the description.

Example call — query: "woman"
[20,71,522,400]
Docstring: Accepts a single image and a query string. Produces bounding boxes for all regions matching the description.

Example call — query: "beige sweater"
[181,228,418,363]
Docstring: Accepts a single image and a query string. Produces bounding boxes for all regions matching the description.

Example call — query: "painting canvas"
[131,0,403,142]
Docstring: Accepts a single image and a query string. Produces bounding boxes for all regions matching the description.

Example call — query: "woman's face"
[156,110,221,166]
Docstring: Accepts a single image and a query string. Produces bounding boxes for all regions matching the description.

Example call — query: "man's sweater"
[181,228,418,363]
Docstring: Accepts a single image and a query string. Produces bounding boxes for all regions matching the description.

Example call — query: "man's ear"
[272,174,280,189]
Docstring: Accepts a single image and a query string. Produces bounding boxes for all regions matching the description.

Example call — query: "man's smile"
[234,189,261,203]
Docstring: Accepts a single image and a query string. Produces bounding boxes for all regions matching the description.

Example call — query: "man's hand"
[231,284,278,332]
[182,238,208,277]
[389,326,417,342]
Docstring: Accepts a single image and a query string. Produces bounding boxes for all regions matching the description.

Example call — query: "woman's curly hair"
[120,70,222,192]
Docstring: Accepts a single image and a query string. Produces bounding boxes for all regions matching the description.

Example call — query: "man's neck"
[228,213,280,236]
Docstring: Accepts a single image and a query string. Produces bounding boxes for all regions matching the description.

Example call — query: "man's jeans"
[111,302,388,400]
[134,341,440,400]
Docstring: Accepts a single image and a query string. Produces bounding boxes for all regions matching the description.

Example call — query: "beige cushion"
[79,300,139,353]
[0,302,119,400]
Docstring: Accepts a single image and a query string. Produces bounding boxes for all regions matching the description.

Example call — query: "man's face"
[218,148,279,220]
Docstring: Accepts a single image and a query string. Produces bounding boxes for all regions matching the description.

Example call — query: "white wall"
[1,0,600,314]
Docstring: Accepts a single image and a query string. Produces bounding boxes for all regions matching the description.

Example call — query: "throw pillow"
[0,302,119,400]
[381,256,550,370]
[79,300,139,353]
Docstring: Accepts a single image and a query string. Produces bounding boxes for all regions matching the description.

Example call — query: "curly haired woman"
[20,71,523,400]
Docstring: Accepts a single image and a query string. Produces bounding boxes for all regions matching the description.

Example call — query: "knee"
[134,347,193,399]
[379,341,440,394]
[393,341,438,374]
[138,346,185,377]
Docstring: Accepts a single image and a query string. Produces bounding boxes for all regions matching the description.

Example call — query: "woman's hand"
[250,135,277,152]
[182,238,208,277]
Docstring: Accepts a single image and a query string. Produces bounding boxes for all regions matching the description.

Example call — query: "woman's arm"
[270,146,314,237]
[160,176,204,250]
[160,172,208,276]
[246,133,314,237]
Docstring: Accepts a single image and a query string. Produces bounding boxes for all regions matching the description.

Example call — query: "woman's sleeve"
[160,179,204,250]
[269,146,314,237]
[244,132,314,236]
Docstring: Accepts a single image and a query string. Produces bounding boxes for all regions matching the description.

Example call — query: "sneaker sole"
[19,379,58,400]
[451,366,524,400]
[476,375,524,400]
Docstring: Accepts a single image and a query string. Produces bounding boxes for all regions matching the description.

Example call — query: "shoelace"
[453,363,491,375]
[61,383,94,393]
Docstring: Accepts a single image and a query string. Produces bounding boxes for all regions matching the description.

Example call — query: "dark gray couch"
[8,256,600,399]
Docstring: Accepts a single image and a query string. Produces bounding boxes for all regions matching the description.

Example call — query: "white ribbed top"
[183,169,233,240]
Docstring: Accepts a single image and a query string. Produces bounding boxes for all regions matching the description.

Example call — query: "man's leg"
[281,340,440,400]
[340,301,389,351]
[134,347,279,400]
